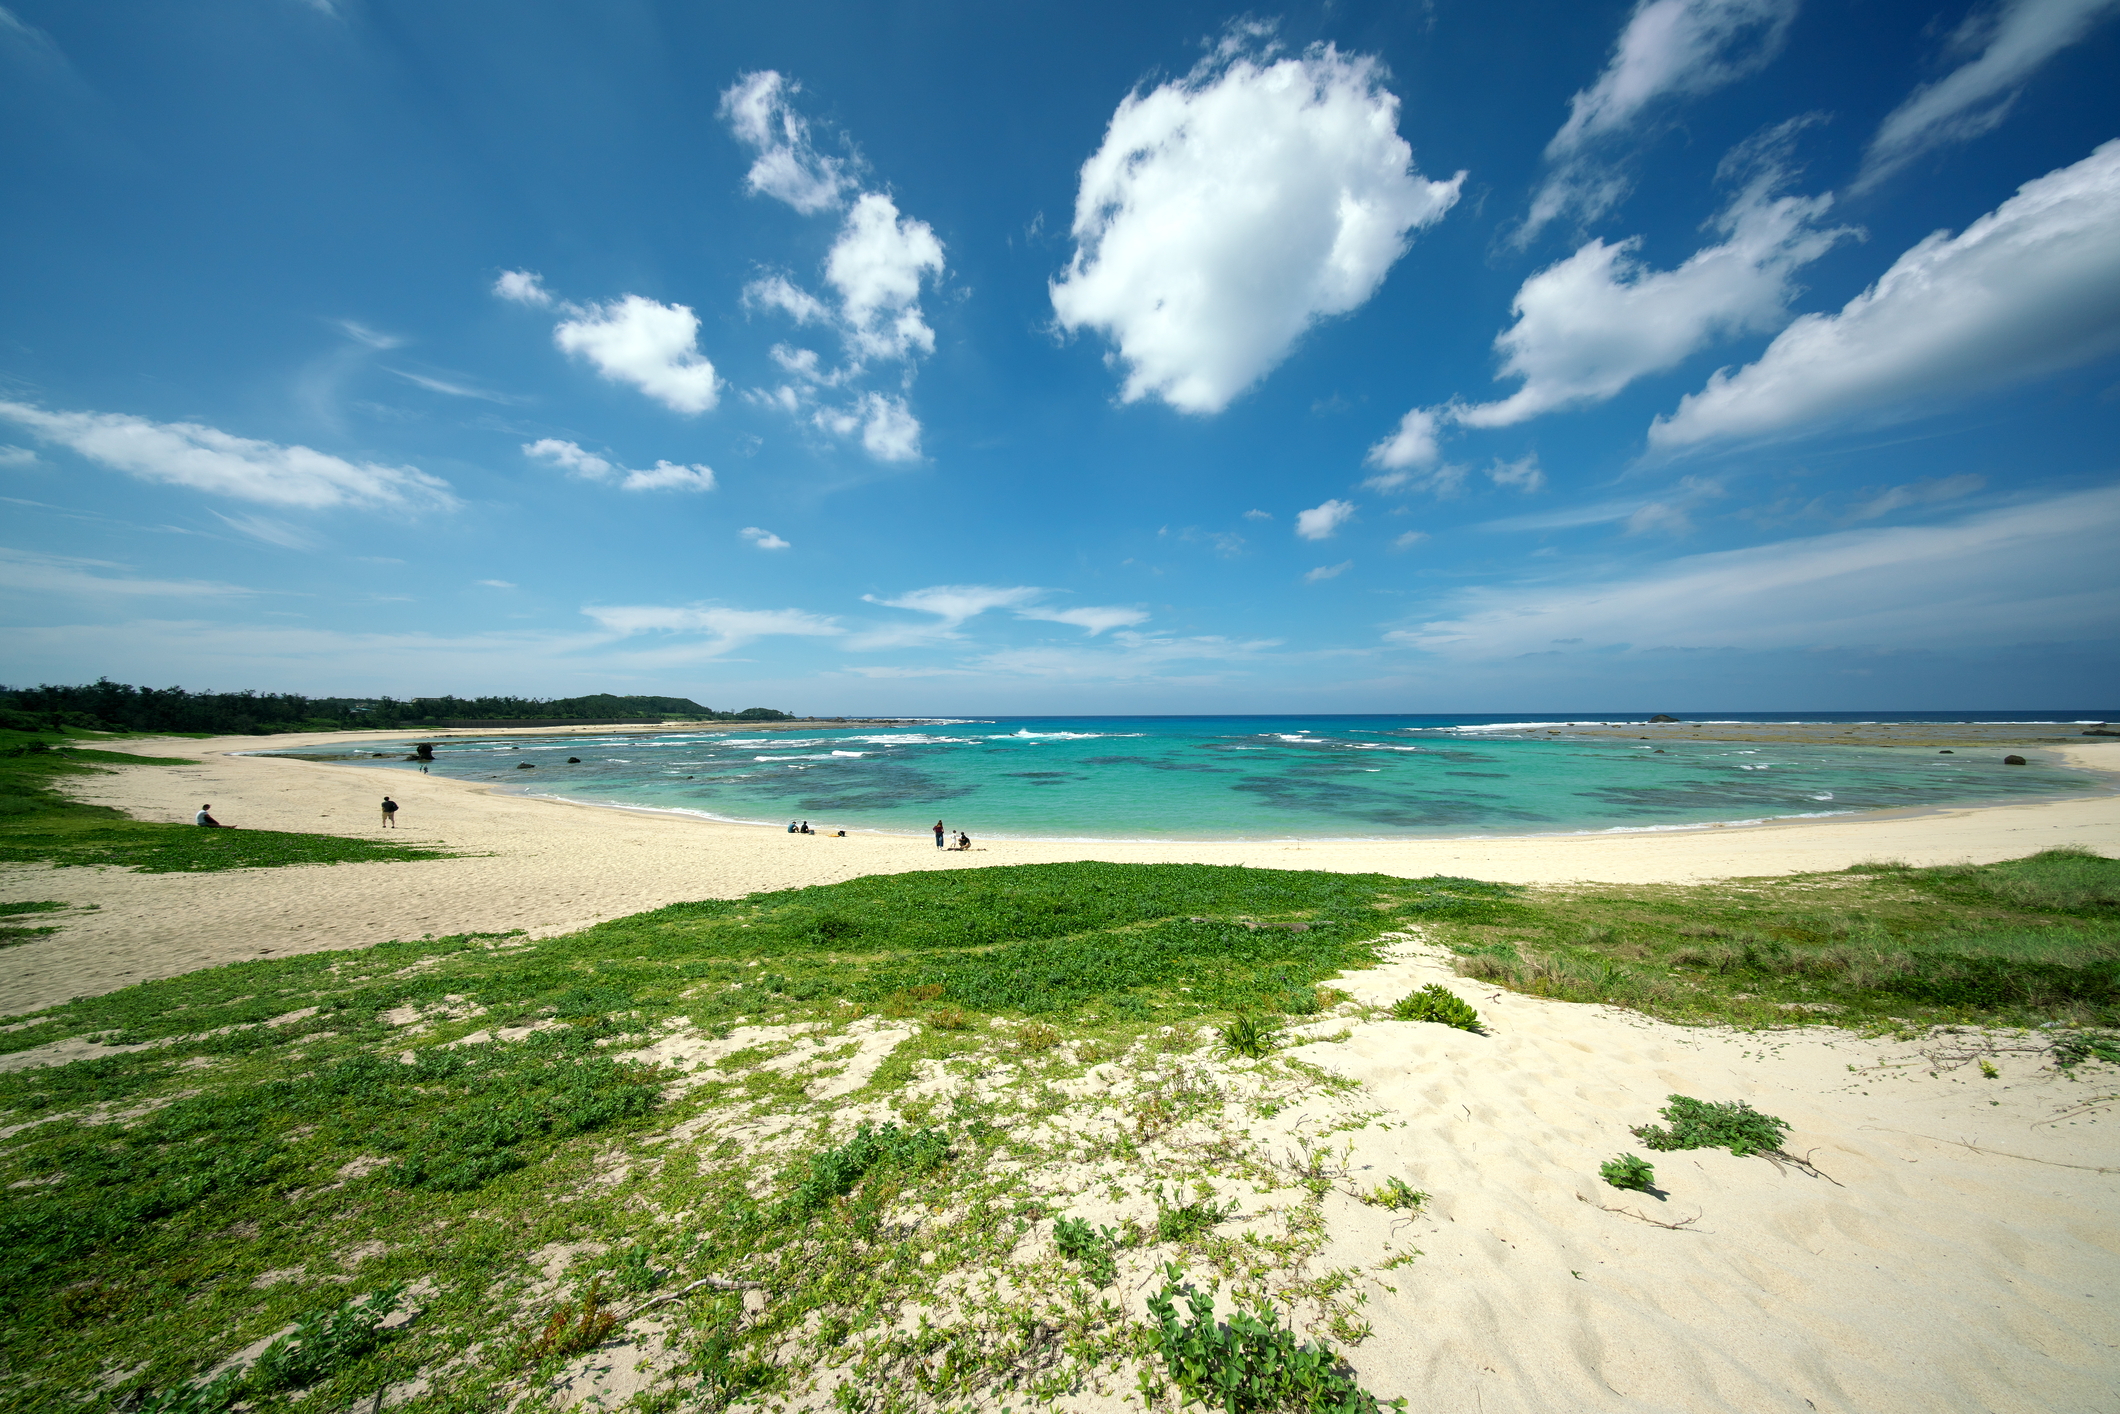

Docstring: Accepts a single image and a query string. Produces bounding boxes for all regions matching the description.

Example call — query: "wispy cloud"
[0,401,456,511]
[0,546,262,599]
[1519,0,1797,243]
[741,526,792,550]
[1295,499,1357,540]
[1855,0,2120,191]
[1652,140,2120,450]
[1389,485,2120,657]
[1304,561,1353,582]
[522,439,715,493]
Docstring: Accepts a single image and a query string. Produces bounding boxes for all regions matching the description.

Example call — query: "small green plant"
[1214,1014,1279,1060]
[1052,1215,1120,1287]
[1153,1186,1235,1244]
[515,1277,619,1366]
[782,1122,951,1212]
[251,1284,405,1392]
[1599,1154,1656,1192]
[1978,1059,2000,1079]
[134,1373,244,1414]
[614,1244,660,1293]
[1014,1021,1062,1052]
[1631,1095,1790,1158]
[1388,984,1484,1033]
[1144,1267,1396,1413]
[1361,1177,1428,1211]
[2052,1030,2120,1069]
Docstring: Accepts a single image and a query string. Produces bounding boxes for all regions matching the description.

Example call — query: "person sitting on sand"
[788,821,798,833]
[955,831,971,851]
[380,796,399,828]
[195,804,222,828]
[800,820,814,834]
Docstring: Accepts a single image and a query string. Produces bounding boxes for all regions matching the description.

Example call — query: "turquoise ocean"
[294,712,2111,842]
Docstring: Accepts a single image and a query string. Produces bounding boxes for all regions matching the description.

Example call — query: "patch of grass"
[2052,1030,2120,1069]
[0,737,454,873]
[1435,849,2120,1030]
[1361,1177,1428,1211]
[1599,1154,1656,1192]
[1388,984,1484,1033]
[0,863,1496,1411]
[1631,1096,1790,1158]
[1144,1269,1397,1414]
[1213,1015,1279,1060]
[0,900,66,916]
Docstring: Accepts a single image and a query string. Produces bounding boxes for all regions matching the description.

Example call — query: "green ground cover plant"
[1436,848,2120,1033]
[1,862,1501,1412]
[0,730,454,873]
[1599,1155,1656,1192]
[1144,1269,1397,1413]
[1632,1097,1790,1158]
[1387,985,1484,1033]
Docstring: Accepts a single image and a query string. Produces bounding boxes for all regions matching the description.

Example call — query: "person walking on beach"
[933,819,946,849]
[380,796,399,828]
[195,804,222,827]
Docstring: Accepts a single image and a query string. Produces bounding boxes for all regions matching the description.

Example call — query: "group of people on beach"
[786,820,847,837]
[193,796,399,828]
[933,819,972,851]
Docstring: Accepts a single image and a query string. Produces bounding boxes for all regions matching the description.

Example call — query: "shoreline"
[0,725,2115,1017]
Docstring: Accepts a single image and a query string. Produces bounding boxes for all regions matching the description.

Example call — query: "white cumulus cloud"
[522,438,715,493]
[719,70,852,214]
[1364,407,1441,472]
[1651,139,2120,449]
[741,526,792,550]
[1304,561,1353,582]
[493,269,553,306]
[1522,0,1797,241]
[1295,498,1358,540]
[1856,0,2120,192]
[827,193,946,361]
[814,391,922,463]
[0,401,456,511]
[1487,455,1547,493]
[744,275,832,326]
[1455,170,1852,428]
[553,295,720,415]
[1050,40,1462,414]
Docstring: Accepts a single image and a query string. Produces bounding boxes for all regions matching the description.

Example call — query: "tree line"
[0,680,793,735]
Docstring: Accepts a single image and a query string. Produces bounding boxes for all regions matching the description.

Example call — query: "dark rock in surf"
[2003,755,2027,765]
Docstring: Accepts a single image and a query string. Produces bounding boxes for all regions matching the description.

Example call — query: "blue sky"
[2,0,2117,713]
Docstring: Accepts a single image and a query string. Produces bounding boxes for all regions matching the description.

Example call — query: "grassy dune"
[2,856,2113,1411]
[0,731,452,874]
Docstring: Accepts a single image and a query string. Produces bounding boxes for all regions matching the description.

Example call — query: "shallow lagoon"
[305,713,2105,842]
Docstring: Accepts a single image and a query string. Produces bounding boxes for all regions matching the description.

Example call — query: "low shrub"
[516,1277,620,1366]
[1388,984,1484,1033]
[1145,1270,1393,1414]
[1361,1177,1427,1211]
[1632,1096,1789,1158]
[782,1123,950,1212]
[1599,1154,1656,1192]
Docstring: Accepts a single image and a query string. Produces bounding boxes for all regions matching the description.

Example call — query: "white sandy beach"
[1,729,2116,1412]
[0,728,2114,1017]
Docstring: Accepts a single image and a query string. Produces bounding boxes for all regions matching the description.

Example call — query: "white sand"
[0,728,2113,1017]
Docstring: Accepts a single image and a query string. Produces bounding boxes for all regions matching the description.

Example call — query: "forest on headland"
[0,680,793,735]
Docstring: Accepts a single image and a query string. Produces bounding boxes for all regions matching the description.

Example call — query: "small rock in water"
[567,757,581,763]
[516,762,536,769]
[1648,713,1679,722]
[2003,755,2027,765]
[1939,749,1954,754]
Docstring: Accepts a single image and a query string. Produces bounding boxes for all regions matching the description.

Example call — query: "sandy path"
[0,729,2114,1018]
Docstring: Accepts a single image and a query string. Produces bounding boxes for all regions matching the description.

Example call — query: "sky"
[2,0,2117,714]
